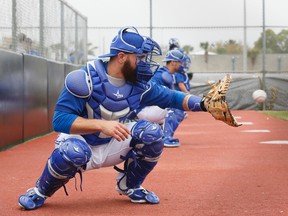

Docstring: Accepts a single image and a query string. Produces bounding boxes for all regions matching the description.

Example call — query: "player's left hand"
[203,74,242,127]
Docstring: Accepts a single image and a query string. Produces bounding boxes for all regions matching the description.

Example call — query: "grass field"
[263,111,288,121]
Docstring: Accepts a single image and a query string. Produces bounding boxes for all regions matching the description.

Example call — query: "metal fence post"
[61,1,64,62]
[11,0,17,51]
[39,0,44,56]
[262,0,266,110]
[75,13,78,64]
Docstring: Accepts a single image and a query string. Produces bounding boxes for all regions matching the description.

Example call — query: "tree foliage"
[277,29,288,53]
[210,40,243,54]
[200,42,209,63]
[87,42,98,55]
[182,45,194,54]
[247,47,260,67]
[254,29,288,53]
[196,29,288,55]
[194,28,288,67]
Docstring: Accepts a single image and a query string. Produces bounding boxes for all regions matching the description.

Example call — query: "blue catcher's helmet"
[169,38,180,50]
[98,26,162,82]
[162,49,184,62]
[183,54,191,73]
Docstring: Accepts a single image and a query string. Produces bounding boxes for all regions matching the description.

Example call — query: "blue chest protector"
[174,72,190,91]
[65,60,149,145]
[151,66,174,89]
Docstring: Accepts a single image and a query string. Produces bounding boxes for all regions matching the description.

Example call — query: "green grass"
[262,111,288,121]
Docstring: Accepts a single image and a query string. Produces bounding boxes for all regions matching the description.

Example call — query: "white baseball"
[252,89,267,103]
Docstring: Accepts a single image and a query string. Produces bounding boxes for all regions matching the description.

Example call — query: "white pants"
[55,122,136,171]
[137,106,167,124]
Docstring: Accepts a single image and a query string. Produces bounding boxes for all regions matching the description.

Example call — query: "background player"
[168,38,180,50]
[174,54,192,93]
[137,49,187,147]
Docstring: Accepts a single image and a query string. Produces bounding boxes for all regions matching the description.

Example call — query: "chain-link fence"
[87,26,288,73]
[0,0,87,64]
[0,0,287,111]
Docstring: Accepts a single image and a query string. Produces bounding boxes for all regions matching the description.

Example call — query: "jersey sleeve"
[53,86,87,133]
[140,84,186,110]
[55,87,87,114]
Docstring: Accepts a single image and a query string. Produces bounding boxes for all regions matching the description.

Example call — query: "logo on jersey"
[73,146,80,152]
[113,90,124,99]
[151,125,158,130]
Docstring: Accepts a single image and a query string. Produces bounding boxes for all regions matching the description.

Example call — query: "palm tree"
[247,48,259,69]
[87,42,98,56]
[200,42,209,63]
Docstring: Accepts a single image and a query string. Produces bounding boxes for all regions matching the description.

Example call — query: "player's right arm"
[70,117,130,141]
[53,87,129,141]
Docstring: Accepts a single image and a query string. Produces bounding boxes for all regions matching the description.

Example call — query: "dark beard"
[122,60,137,83]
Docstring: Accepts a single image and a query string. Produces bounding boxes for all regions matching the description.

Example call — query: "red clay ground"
[1,110,288,216]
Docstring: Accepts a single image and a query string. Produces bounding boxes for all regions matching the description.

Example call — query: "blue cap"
[162,49,184,62]
[98,27,145,58]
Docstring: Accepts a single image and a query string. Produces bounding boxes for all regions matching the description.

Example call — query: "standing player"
[18,26,236,210]
[174,54,192,93]
[165,38,190,146]
[168,39,195,142]
[136,49,186,147]
[174,54,193,119]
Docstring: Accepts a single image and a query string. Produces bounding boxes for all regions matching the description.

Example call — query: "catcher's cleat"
[116,184,160,204]
[163,137,180,148]
[18,188,46,210]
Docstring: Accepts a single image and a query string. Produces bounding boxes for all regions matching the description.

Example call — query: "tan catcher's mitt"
[203,74,242,127]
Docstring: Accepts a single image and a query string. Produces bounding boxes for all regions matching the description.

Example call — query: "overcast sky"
[65,0,288,54]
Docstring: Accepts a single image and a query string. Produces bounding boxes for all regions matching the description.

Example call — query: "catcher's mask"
[177,54,191,74]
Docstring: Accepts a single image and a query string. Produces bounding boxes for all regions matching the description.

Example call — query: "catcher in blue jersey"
[165,40,193,147]
[137,49,187,147]
[174,54,192,93]
[162,52,193,147]
[18,26,239,210]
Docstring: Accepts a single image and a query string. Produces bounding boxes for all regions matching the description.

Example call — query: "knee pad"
[49,138,92,179]
[131,120,164,160]
[37,138,92,196]
[116,120,164,189]
[56,137,92,169]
